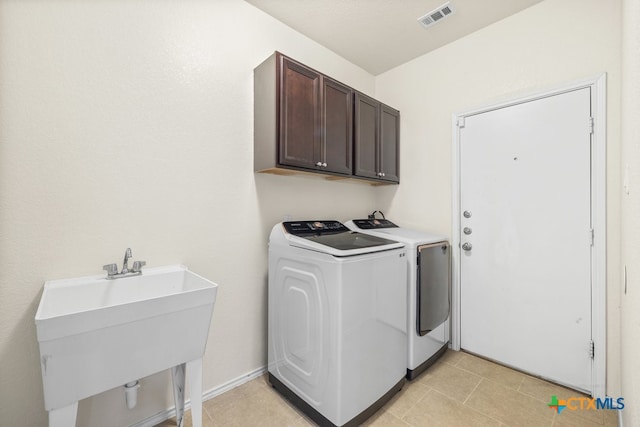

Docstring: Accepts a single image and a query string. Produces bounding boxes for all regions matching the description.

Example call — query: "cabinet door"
[278,56,321,169]
[322,77,352,175]
[379,104,400,183]
[354,92,379,179]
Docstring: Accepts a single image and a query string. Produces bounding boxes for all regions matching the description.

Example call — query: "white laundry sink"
[35,264,218,425]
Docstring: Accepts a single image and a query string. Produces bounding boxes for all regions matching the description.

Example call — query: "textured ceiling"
[245,0,544,75]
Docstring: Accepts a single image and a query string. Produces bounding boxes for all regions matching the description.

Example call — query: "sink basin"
[35,264,218,415]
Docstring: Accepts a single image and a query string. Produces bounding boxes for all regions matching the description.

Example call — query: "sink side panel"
[38,303,214,410]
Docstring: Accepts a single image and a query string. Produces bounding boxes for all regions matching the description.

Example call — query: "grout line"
[462,377,483,406]
[202,402,214,424]
[432,387,503,426]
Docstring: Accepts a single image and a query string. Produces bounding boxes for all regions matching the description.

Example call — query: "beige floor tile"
[604,409,620,426]
[559,403,607,426]
[203,378,302,427]
[552,410,608,427]
[383,380,431,418]
[457,353,526,390]
[362,411,412,427]
[417,360,482,402]
[519,375,581,402]
[439,349,466,366]
[402,389,500,427]
[155,404,216,427]
[289,414,316,426]
[518,375,606,425]
[156,365,600,427]
[465,379,554,427]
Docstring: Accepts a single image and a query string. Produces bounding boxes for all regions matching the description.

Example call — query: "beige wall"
[375,0,622,396]
[0,1,378,425]
[621,0,640,424]
[0,0,629,425]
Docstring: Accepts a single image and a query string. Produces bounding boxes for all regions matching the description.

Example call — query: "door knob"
[316,162,323,167]
[462,242,473,251]
[463,227,472,235]
[463,210,472,218]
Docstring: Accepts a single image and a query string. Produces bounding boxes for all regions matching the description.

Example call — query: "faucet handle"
[132,261,146,273]
[103,263,118,277]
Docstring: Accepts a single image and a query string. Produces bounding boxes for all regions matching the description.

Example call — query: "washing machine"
[268,220,407,427]
[345,217,450,380]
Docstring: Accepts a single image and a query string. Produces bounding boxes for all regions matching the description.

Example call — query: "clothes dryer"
[268,220,408,426]
[345,218,450,380]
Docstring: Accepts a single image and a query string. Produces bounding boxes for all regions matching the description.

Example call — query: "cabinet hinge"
[589,340,595,359]
[457,117,466,128]
[589,117,594,135]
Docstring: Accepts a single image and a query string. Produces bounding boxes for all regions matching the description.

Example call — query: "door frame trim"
[450,74,607,397]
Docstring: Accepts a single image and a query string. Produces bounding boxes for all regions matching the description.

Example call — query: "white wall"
[0,1,378,425]
[375,0,622,396]
[0,0,628,425]
[620,0,640,424]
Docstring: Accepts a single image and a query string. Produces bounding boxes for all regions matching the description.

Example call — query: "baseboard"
[131,365,267,427]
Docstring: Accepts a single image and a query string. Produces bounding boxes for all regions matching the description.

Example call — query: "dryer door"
[417,242,450,336]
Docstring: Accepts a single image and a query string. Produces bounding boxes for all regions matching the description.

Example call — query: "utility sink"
[35,264,218,427]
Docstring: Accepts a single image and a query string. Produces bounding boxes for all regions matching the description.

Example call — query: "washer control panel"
[351,219,398,229]
[283,220,349,235]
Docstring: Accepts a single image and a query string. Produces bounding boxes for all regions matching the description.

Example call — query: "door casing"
[450,74,607,397]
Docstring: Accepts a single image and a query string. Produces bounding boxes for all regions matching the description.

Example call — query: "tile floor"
[155,350,619,427]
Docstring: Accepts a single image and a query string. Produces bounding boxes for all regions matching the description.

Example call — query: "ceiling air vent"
[418,2,454,29]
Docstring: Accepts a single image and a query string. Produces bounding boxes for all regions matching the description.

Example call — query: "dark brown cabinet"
[322,77,353,175]
[254,52,397,184]
[354,92,400,183]
[277,55,321,170]
[255,52,352,176]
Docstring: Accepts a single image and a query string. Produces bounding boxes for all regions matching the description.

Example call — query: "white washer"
[268,220,407,426]
[345,218,450,380]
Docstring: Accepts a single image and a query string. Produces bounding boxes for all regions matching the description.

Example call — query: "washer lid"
[282,220,404,256]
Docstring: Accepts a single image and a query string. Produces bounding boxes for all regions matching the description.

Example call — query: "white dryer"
[268,220,407,426]
[345,217,450,380]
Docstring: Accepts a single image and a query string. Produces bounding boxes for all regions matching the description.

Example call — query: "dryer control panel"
[283,220,349,235]
[351,219,398,229]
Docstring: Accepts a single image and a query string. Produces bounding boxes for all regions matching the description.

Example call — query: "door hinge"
[590,228,594,246]
[457,117,466,128]
[589,117,594,134]
[589,340,595,359]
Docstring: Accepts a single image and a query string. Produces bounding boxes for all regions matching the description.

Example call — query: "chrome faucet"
[121,248,132,274]
[103,248,146,279]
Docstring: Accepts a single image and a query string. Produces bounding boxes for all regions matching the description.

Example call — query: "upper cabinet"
[255,53,353,176]
[322,76,353,175]
[277,55,322,170]
[354,92,400,183]
[254,52,397,184]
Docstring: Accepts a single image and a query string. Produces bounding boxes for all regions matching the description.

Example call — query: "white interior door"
[459,88,592,392]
